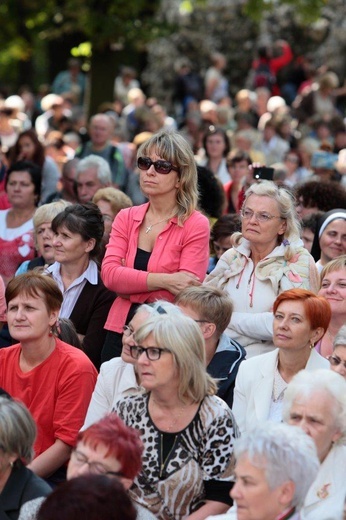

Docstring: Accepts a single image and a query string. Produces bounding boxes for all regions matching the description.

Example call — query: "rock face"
[142,0,346,109]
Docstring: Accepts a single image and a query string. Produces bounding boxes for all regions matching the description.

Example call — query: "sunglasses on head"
[137,156,180,175]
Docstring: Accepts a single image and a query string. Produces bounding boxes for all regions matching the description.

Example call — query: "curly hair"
[295,180,346,212]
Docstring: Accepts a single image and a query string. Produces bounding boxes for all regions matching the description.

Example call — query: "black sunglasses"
[137,156,180,175]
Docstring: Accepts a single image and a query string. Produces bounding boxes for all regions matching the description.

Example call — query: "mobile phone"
[253,167,274,181]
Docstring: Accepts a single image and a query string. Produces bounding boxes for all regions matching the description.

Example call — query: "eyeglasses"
[194,319,209,324]
[137,156,180,175]
[71,449,123,477]
[328,355,346,369]
[122,325,134,337]
[241,208,284,223]
[129,345,170,361]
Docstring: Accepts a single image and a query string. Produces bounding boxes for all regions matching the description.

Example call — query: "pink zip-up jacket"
[102,203,210,332]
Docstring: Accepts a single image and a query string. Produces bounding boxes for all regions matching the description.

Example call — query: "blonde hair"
[134,312,217,402]
[137,130,198,224]
[234,180,300,261]
[92,187,132,216]
[33,200,71,230]
[320,255,346,284]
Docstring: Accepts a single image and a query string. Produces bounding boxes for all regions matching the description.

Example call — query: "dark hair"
[210,214,241,243]
[197,165,225,219]
[203,127,230,158]
[10,129,45,168]
[51,203,104,259]
[301,212,323,233]
[295,181,346,213]
[227,150,252,167]
[58,318,82,349]
[37,475,137,520]
[6,160,42,203]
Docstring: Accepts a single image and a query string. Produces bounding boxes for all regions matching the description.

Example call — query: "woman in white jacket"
[232,289,330,433]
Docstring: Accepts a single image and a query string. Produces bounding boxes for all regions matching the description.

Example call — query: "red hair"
[273,289,331,332]
[78,414,143,480]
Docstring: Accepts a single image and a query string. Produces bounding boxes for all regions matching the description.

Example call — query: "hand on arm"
[147,271,201,296]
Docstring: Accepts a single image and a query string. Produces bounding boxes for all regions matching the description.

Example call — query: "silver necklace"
[145,214,176,234]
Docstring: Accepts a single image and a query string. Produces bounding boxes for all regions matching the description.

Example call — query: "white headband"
[319,212,346,238]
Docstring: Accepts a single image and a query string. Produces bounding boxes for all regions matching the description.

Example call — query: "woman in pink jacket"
[101,130,210,361]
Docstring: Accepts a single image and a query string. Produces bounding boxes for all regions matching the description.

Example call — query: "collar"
[48,260,98,287]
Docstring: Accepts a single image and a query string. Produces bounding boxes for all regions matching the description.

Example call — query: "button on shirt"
[47,260,98,318]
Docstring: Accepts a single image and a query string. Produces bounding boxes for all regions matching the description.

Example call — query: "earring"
[49,327,53,337]
[310,342,315,350]
[9,461,13,468]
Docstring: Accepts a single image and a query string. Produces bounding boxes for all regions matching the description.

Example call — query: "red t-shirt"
[0,339,97,456]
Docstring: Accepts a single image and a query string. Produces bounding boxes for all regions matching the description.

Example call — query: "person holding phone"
[205,181,319,358]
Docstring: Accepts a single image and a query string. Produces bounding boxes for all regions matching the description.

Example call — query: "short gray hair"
[134,311,217,402]
[334,325,346,350]
[234,422,320,509]
[76,155,112,185]
[0,397,37,465]
[282,369,346,442]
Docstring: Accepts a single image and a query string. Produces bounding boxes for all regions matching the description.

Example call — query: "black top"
[0,463,51,520]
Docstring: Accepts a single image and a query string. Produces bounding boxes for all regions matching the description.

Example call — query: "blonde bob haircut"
[233,180,300,261]
[92,187,132,216]
[134,312,217,402]
[320,255,346,284]
[33,200,71,247]
[0,397,37,466]
[137,130,198,224]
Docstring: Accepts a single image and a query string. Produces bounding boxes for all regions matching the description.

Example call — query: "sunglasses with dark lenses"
[137,156,180,175]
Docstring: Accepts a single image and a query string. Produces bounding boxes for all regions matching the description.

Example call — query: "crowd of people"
[0,43,345,520]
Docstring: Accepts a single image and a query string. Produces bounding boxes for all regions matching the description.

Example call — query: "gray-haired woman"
[283,369,346,520]
[0,397,51,519]
[205,181,319,358]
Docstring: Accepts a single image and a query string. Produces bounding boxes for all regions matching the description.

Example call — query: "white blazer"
[232,348,329,433]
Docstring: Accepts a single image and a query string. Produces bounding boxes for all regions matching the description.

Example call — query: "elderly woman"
[329,325,346,379]
[48,202,116,369]
[101,130,210,361]
[0,397,51,519]
[205,181,319,357]
[229,423,319,520]
[311,209,346,273]
[83,300,181,428]
[232,289,329,433]
[16,200,70,274]
[316,255,346,357]
[115,311,239,520]
[283,369,346,520]
[0,272,97,482]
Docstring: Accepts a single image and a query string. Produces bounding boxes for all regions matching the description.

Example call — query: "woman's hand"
[147,271,201,296]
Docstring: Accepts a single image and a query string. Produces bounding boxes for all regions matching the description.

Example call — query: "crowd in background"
[0,41,345,520]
